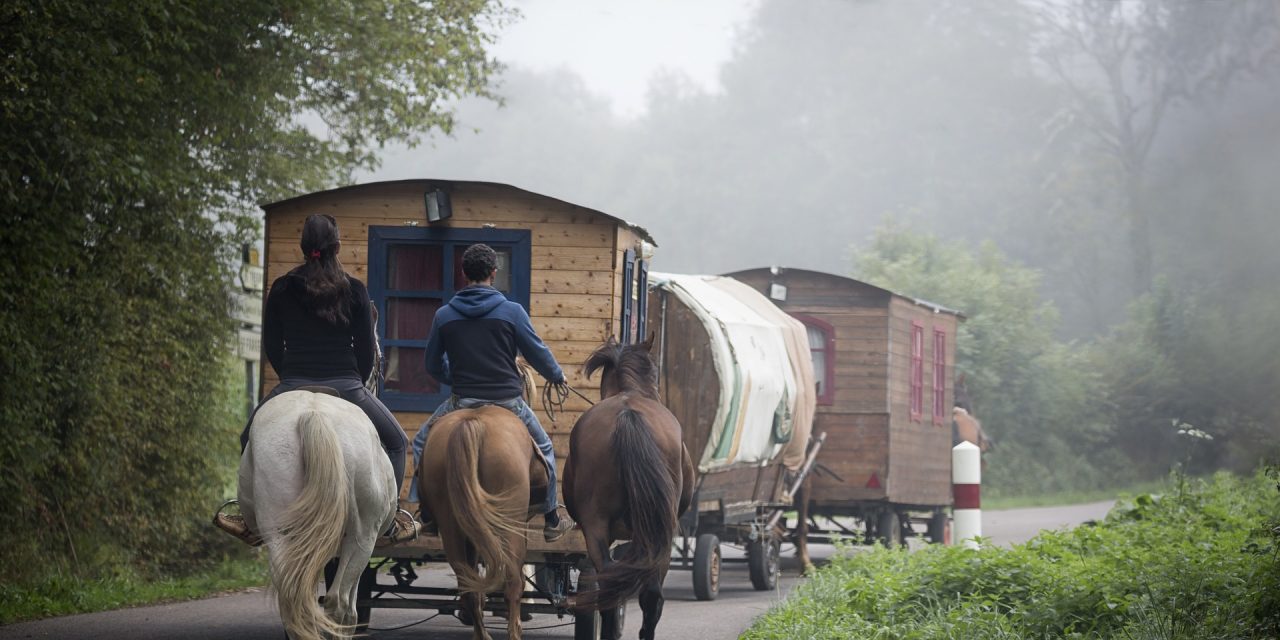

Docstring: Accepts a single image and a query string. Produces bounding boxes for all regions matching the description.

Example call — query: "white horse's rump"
[239,390,397,640]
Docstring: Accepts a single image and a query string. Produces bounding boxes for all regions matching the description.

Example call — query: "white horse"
[238,389,397,640]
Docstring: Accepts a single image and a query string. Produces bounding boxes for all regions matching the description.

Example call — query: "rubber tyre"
[747,534,780,591]
[692,533,721,601]
[601,603,626,639]
[877,510,903,547]
[927,511,952,545]
[574,611,601,640]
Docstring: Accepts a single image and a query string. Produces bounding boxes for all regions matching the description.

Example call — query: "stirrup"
[377,508,419,546]
[213,500,262,547]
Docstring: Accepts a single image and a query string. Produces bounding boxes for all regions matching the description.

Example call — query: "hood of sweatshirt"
[448,285,507,318]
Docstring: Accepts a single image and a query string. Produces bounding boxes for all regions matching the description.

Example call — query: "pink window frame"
[910,320,924,421]
[932,328,946,425]
[793,314,836,406]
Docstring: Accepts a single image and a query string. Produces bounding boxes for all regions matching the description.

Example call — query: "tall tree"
[1034,0,1280,295]
[0,0,510,577]
[852,224,1122,493]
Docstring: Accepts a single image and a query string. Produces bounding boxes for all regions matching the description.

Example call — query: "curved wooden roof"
[261,178,656,245]
[725,266,964,318]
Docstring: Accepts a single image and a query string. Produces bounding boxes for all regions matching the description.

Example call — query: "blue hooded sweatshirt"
[423,285,564,400]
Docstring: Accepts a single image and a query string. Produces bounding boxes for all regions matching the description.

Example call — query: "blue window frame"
[367,226,531,412]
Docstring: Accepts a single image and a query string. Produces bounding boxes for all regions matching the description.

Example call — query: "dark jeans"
[240,376,409,494]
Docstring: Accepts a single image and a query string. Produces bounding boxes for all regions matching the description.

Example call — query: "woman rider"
[216,213,417,545]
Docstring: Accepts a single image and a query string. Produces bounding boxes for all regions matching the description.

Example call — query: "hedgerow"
[744,469,1280,639]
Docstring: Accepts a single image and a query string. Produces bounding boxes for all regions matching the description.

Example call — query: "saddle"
[295,385,341,397]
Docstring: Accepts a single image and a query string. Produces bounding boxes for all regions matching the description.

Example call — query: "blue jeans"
[410,395,558,521]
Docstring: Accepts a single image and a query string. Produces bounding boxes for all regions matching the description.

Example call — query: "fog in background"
[360,0,1280,340]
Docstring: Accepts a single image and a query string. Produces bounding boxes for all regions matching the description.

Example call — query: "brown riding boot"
[214,513,263,547]
[376,509,420,546]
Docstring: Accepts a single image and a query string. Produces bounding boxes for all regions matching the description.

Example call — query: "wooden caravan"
[260,179,655,501]
[726,267,963,545]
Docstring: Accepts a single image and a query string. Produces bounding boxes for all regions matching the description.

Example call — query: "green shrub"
[745,469,1280,639]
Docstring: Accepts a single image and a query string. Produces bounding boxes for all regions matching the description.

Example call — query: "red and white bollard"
[952,441,982,549]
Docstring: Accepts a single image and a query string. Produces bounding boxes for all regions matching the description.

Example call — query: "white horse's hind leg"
[328,538,374,628]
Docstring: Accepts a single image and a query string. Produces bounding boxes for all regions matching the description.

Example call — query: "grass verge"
[0,554,267,625]
[745,469,1280,639]
[983,479,1169,510]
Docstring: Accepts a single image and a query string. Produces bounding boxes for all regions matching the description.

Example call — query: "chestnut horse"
[565,336,694,640]
[418,406,548,640]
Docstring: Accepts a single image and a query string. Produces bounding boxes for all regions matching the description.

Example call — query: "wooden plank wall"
[885,297,956,506]
[726,270,897,505]
[260,181,637,501]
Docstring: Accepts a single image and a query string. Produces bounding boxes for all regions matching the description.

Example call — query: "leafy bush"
[744,469,1280,639]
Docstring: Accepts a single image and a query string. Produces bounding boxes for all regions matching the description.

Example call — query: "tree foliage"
[0,0,509,578]
[1095,284,1280,478]
[853,225,1125,493]
[1034,0,1280,295]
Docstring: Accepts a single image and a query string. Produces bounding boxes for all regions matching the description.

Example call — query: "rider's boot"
[376,508,420,546]
[543,508,575,543]
[214,513,263,547]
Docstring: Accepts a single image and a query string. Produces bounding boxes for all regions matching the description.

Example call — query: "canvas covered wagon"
[646,273,826,599]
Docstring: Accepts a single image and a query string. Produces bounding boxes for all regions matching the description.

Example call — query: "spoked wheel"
[692,533,721,601]
[747,533,781,591]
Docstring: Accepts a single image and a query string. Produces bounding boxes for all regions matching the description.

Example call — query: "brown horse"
[953,406,993,464]
[419,406,549,640]
[565,335,694,640]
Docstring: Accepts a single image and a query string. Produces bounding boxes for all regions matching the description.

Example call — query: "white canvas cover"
[707,277,816,471]
[650,273,815,472]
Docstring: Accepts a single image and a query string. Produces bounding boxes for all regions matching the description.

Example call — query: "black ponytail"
[298,213,351,325]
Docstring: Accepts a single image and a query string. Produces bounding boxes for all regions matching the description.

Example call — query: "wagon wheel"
[876,509,904,548]
[927,510,952,545]
[692,533,721,601]
[573,610,601,640]
[600,602,626,639]
[747,531,781,591]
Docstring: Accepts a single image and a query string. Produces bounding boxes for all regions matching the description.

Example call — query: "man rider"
[412,243,573,542]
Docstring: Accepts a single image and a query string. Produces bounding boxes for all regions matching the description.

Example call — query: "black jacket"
[263,268,375,381]
[424,285,564,400]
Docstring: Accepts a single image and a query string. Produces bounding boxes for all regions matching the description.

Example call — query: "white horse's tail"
[272,409,352,640]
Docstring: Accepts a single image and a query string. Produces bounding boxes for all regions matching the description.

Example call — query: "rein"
[541,381,594,424]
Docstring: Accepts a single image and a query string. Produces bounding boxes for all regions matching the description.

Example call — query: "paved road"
[0,501,1115,640]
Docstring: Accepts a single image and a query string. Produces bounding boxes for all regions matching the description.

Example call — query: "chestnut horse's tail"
[445,417,523,595]
[583,407,677,609]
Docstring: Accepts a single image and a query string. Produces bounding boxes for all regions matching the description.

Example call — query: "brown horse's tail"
[445,417,523,596]
[581,407,677,610]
